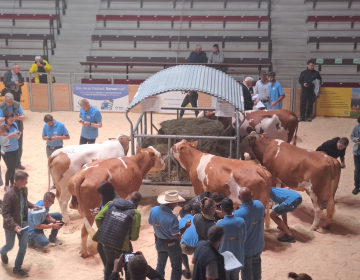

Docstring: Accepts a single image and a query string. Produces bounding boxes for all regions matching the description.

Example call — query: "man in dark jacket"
[298,60,322,122]
[316,137,348,168]
[192,225,226,280]
[1,171,36,277]
[3,64,24,102]
[241,77,254,111]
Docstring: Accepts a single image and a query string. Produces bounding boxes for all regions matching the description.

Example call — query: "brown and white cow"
[171,139,272,227]
[48,134,131,224]
[68,146,165,258]
[246,132,341,231]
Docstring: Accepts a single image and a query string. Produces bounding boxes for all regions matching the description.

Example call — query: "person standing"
[3,64,24,102]
[234,187,264,280]
[42,114,70,158]
[254,70,269,109]
[268,71,285,110]
[351,117,360,195]
[208,44,225,72]
[316,137,348,168]
[217,198,246,280]
[0,93,25,170]
[148,191,190,280]
[78,98,102,145]
[193,197,216,241]
[1,171,35,277]
[298,60,322,122]
[241,77,254,111]
[0,124,10,189]
[29,56,53,84]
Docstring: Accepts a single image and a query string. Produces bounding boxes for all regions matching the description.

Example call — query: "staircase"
[271,0,308,87]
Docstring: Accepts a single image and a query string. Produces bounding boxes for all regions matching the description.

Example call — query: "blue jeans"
[0,221,29,270]
[29,212,62,246]
[241,253,261,280]
[354,155,360,189]
[226,268,241,280]
[155,239,182,280]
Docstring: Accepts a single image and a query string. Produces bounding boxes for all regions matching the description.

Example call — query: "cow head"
[242,132,268,159]
[171,140,198,170]
[109,134,131,155]
[136,146,165,173]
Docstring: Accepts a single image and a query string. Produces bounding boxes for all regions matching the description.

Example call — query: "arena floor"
[0,110,359,280]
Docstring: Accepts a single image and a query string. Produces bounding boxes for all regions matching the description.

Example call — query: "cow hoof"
[310,226,319,231]
[323,225,331,230]
[80,251,89,259]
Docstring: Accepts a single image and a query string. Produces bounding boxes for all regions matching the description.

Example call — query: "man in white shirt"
[254,70,269,110]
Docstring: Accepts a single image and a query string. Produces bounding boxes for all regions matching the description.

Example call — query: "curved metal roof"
[126,65,244,112]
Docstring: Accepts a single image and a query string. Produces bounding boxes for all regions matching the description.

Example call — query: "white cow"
[48,134,131,224]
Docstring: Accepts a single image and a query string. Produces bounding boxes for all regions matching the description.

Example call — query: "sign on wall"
[316,87,352,117]
[159,91,192,114]
[72,84,129,112]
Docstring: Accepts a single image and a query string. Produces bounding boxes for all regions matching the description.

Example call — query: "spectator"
[96,191,142,280]
[298,60,322,122]
[0,124,10,188]
[254,70,269,109]
[270,187,302,243]
[78,98,102,145]
[0,93,25,170]
[192,225,226,280]
[2,112,21,191]
[234,187,264,280]
[3,64,24,102]
[316,137,349,168]
[208,44,225,72]
[268,71,285,110]
[288,272,313,280]
[148,190,190,280]
[351,117,360,195]
[193,197,216,241]
[42,114,70,158]
[29,56,53,84]
[179,205,198,279]
[189,44,208,64]
[241,77,254,110]
[217,198,246,280]
[27,192,63,248]
[1,171,35,277]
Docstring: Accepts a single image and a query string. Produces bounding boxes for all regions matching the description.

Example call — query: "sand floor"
[0,110,360,280]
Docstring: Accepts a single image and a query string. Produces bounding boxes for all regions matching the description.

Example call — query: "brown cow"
[171,139,271,227]
[68,146,165,258]
[246,132,341,231]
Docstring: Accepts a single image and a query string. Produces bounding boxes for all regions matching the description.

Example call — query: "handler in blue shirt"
[270,187,302,243]
[148,191,190,280]
[78,98,102,145]
[27,192,63,248]
[218,198,246,280]
[42,114,70,158]
[234,187,264,280]
[268,71,285,110]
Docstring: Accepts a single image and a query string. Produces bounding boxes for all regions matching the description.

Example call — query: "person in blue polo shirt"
[179,204,199,279]
[78,98,102,145]
[148,190,190,280]
[217,198,246,280]
[234,187,264,280]
[270,187,302,243]
[27,192,63,248]
[268,71,285,110]
[42,114,70,158]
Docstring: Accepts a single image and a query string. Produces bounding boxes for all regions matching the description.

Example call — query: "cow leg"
[58,189,72,224]
[310,205,323,231]
[324,196,335,229]
[80,215,96,259]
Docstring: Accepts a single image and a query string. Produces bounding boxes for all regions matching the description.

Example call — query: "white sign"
[160,91,192,114]
[221,251,242,271]
[141,96,161,112]
[215,100,235,117]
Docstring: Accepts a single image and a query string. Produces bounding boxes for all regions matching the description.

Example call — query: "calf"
[172,139,271,227]
[247,132,341,231]
[67,146,165,258]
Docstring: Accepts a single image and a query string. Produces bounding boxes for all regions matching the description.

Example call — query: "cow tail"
[256,168,271,229]
[292,124,298,146]
[47,155,55,191]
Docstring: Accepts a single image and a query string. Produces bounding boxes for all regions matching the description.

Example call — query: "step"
[272,52,309,59]
[271,32,308,39]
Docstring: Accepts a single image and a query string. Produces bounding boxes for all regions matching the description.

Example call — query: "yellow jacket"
[29,60,53,83]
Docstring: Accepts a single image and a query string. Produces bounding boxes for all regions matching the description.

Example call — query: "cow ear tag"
[191,144,195,147]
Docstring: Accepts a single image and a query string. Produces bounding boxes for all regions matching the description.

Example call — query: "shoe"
[277,226,290,232]
[306,118,312,122]
[13,268,29,277]
[50,184,56,190]
[277,234,296,243]
[27,238,36,249]
[182,270,191,279]
[49,237,62,245]
[322,201,327,209]
[4,185,9,192]
[352,187,360,195]
[16,165,25,170]
[298,117,305,122]
[1,254,8,264]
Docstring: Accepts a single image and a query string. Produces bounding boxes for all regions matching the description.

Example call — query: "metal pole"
[236,109,240,158]
[168,138,171,182]
[28,73,34,111]
[150,112,153,135]
[48,72,54,112]
[144,112,147,135]
[125,110,135,155]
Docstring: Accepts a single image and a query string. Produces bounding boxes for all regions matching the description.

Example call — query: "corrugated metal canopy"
[126,65,244,112]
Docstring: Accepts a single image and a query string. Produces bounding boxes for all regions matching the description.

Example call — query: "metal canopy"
[126,64,244,112]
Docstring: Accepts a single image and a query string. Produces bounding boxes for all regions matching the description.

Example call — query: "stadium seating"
[0,54,48,67]
[307,16,360,28]
[311,58,360,74]
[305,0,360,9]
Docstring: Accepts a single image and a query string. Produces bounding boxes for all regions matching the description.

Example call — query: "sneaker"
[298,117,305,122]
[306,118,312,122]
[13,268,29,277]
[27,238,36,249]
[277,226,290,232]
[277,234,296,243]
[182,270,191,279]
[352,187,360,195]
[1,254,8,264]
[49,237,62,245]
[16,165,25,170]
[4,185,9,192]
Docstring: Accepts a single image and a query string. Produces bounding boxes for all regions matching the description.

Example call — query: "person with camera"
[29,56,53,84]
[78,98,102,144]
[27,192,63,248]
[2,64,24,102]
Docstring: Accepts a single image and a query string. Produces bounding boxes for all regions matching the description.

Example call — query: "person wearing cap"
[267,71,285,110]
[234,187,264,280]
[29,56,53,84]
[270,187,302,243]
[148,190,190,280]
[78,98,102,144]
[217,198,246,280]
[193,197,216,241]
[254,70,269,110]
[208,44,225,72]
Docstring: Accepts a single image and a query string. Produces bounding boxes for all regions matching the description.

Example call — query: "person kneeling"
[28,192,63,248]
